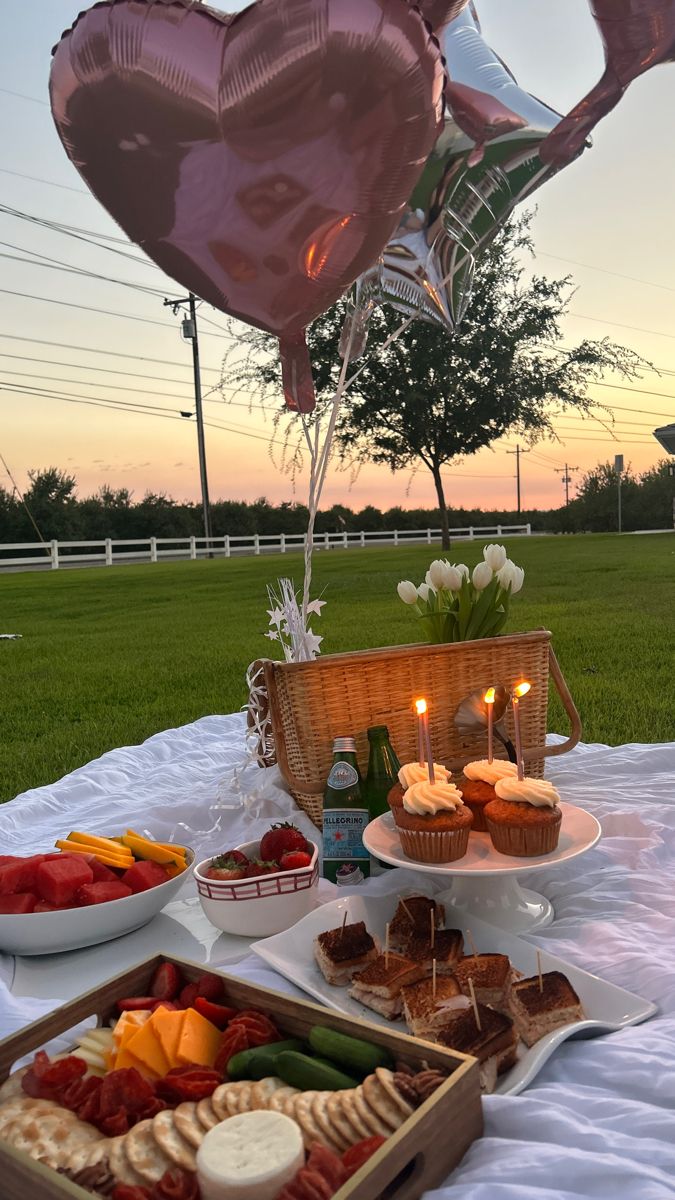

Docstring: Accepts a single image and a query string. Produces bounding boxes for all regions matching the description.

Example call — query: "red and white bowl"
[194,839,319,937]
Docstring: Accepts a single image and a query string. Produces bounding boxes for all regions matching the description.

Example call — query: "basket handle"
[522,641,582,764]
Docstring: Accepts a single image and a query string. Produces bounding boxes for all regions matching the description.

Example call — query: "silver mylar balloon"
[342,6,582,358]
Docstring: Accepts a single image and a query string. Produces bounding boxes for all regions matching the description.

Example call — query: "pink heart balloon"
[541,0,675,165]
[50,0,444,412]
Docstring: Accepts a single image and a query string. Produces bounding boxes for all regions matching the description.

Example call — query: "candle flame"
[484,687,496,705]
[514,681,531,699]
[415,698,428,716]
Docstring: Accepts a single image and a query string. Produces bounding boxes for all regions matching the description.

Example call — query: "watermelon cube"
[33,900,69,913]
[0,856,47,895]
[0,893,37,914]
[76,881,132,906]
[36,857,93,906]
[122,860,168,894]
[88,858,121,884]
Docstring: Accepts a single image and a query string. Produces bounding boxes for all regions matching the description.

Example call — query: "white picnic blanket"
[1,713,675,1198]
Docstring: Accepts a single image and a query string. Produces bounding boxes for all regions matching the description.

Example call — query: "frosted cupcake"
[459,759,518,832]
[387,761,451,814]
[484,777,562,857]
[394,780,472,863]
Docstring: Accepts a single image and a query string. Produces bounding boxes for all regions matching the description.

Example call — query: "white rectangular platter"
[252,889,657,1096]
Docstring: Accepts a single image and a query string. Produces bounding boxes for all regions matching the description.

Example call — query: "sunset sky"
[1,0,674,516]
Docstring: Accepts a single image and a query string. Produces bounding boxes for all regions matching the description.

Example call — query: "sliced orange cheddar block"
[113,1010,152,1046]
[67,831,134,857]
[125,1018,171,1079]
[175,1008,222,1069]
[121,833,186,869]
[153,1009,187,1069]
[114,1043,153,1074]
[54,840,133,869]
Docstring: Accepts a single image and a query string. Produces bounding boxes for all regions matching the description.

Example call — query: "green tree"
[218,215,647,548]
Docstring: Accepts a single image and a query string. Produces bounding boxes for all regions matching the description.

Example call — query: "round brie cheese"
[196,1110,305,1200]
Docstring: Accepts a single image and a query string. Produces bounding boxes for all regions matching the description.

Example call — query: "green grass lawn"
[1,534,672,801]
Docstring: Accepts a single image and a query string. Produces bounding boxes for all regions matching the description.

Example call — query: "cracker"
[125,1118,172,1184]
[0,1070,27,1104]
[152,1109,197,1172]
[108,1135,149,1187]
[311,1091,349,1152]
[250,1077,284,1110]
[234,1083,256,1114]
[0,1098,61,1130]
[375,1068,414,1118]
[66,1138,112,1173]
[326,1092,359,1147]
[362,1073,406,1130]
[1,1108,101,1166]
[292,1091,326,1150]
[338,1092,372,1143]
[196,1097,220,1130]
[353,1088,392,1138]
[174,1102,205,1149]
[267,1086,299,1113]
[210,1082,245,1121]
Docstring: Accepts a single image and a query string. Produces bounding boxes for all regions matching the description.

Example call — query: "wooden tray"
[0,955,483,1200]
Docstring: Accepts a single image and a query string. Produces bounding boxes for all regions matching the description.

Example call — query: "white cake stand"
[363,802,601,933]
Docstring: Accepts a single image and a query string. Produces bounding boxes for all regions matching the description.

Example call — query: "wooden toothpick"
[467,929,479,960]
[430,907,435,951]
[537,950,543,993]
[432,957,437,998]
[385,922,391,970]
[399,897,415,923]
[341,910,348,937]
[468,977,481,1031]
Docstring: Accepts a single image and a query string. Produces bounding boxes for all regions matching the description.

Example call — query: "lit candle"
[511,681,531,781]
[415,698,424,767]
[484,687,496,763]
[415,698,435,783]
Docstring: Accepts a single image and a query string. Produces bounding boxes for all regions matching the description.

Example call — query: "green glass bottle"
[363,725,401,874]
[322,736,370,885]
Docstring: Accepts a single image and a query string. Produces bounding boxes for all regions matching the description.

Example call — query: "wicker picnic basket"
[259,629,581,828]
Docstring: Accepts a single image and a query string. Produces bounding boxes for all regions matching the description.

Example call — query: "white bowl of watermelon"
[194,823,319,938]
[0,832,194,956]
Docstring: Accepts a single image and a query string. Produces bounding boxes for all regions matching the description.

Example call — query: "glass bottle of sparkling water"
[322,736,370,885]
[363,725,401,874]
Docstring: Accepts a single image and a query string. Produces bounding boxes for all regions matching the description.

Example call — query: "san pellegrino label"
[327,760,359,790]
[323,807,370,861]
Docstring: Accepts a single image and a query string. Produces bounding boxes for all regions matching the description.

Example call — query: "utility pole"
[164,293,212,545]
[506,444,530,514]
[615,453,623,534]
[554,463,579,506]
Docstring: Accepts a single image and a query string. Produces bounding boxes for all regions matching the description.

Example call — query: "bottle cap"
[367,725,389,740]
[332,736,357,753]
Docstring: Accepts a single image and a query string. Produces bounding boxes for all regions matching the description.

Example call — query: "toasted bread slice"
[389,896,445,952]
[401,975,469,1037]
[454,953,513,1012]
[349,953,426,1019]
[314,921,379,986]
[509,971,584,1046]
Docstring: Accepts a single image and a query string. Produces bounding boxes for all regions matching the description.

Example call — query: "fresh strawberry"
[206,858,247,881]
[150,962,183,1000]
[279,850,312,872]
[195,973,225,1001]
[178,982,200,1009]
[244,860,279,878]
[210,850,248,868]
[259,823,309,863]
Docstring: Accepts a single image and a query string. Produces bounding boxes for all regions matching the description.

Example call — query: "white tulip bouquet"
[397,544,525,643]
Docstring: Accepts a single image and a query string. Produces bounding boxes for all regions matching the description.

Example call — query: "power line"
[0,167,88,195]
[0,244,177,299]
[538,251,675,296]
[0,333,222,374]
[0,289,238,339]
[569,311,675,342]
[0,87,48,107]
[0,203,156,269]
[0,367,268,414]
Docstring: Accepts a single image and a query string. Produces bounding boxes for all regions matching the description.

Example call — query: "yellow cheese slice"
[113,1010,152,1046]
[114,1044,153,1074]
[176,1008,222,1069]
[153,1010,187,1071]
[125,1018,171,1079]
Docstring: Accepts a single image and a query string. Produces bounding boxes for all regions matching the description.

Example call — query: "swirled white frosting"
[493,776,560,808]
[398,762,450,789]
[463,759,518,785]
[402,780,464,816]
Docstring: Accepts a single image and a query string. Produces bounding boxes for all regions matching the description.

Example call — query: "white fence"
[0,525,531,572]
